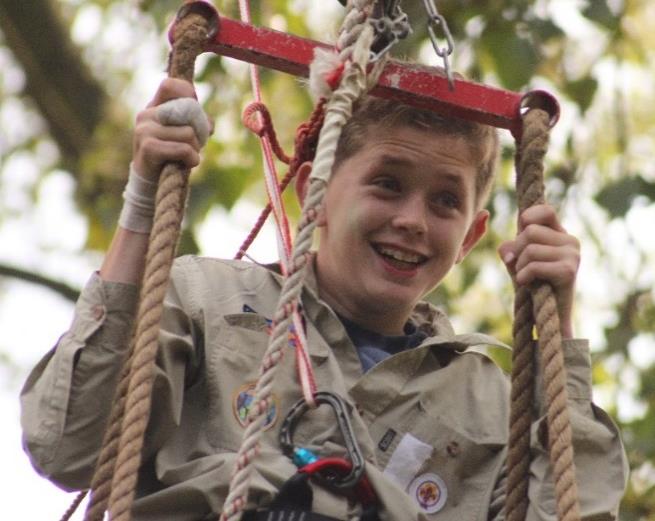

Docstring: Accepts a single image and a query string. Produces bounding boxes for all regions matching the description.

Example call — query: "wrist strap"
[118,163,158,233]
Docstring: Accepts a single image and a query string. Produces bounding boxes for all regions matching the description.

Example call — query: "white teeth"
[377,246,425,264]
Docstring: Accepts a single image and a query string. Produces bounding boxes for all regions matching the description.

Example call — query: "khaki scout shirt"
[21,256,627,520]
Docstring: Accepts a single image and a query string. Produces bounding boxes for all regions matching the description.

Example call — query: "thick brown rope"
[505,281,534,521]
[505,109,581,521]
[77,11,210,521]
[505,122,539,521]
[83,354,132,520]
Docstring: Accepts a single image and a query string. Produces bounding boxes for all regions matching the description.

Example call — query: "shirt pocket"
[384,406,505,521]
[205,313,298,453]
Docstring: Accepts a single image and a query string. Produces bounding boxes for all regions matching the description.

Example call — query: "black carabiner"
[279,391,365,490]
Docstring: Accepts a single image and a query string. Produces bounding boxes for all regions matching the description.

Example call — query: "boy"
[21,78,626,520]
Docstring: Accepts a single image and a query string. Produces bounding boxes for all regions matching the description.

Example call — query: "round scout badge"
[408,472,448,514]
[233,382,278,430]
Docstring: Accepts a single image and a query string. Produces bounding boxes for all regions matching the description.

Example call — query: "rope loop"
[242,102,291,164]
[236,98,327,261]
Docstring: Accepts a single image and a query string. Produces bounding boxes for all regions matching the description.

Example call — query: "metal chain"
[422,0,455,90]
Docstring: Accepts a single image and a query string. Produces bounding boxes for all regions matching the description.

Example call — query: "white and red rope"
[237,0,317,407]
[220,1,383,519]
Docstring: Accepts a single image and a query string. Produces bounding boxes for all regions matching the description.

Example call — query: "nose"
[391,196,428,235]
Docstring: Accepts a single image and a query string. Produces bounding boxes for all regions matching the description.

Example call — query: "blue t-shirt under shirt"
[338,315,428,372]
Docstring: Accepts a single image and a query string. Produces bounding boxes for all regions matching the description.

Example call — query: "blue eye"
[434,192,460,209]
[373,176,400,192]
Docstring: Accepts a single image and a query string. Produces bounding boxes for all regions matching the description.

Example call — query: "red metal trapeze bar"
[173,2,560,137]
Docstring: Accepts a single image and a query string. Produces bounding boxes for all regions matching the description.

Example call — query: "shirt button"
[446,441,460,457]
[92,305,105,321]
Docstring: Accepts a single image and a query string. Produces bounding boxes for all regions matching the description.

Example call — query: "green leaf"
[212,164,254,210]
[141,0,181,30]
[177,227,200,256]
[595,176,655,218]
[480,24,539,90]
[639,365,655,402]
[187,163,253,224]
[592,362,614,386]
[195,56,226,83]
[530,19,565,42]
[603,292,644,355]
[486,346,512,374]
[582,0,619,32]
[563,76,598,113]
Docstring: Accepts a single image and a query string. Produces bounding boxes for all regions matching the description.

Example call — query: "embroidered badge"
[408,473,448,514]
[233,382,278,430]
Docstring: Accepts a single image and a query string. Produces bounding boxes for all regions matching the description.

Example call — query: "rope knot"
[242,102,291,164]
[236,100,326,261]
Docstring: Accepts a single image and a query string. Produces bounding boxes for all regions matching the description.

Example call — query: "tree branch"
[0,263,80,302]
[0,0,107,167]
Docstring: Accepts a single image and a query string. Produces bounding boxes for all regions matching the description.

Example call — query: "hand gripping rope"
[76,9,211,521]
[505,109,581,521]
[62,2,581,521]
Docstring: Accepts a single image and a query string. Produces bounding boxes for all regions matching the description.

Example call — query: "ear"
[456,210,489,263]
[294,161,313,206]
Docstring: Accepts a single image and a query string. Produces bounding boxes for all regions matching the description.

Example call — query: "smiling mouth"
[373,244,428,270]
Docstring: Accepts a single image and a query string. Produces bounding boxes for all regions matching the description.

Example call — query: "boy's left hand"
[497,204,580,339]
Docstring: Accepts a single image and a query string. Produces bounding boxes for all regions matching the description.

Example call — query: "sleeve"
[526,338,629,521]
[20,264,199,492]
[20,273,138,490]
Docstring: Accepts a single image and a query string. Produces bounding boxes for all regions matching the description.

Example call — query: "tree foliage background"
[1,0,654,518]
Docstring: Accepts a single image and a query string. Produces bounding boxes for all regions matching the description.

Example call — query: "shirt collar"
[261,255,509,354]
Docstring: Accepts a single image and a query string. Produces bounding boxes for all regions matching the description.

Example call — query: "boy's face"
[312,126,489,334]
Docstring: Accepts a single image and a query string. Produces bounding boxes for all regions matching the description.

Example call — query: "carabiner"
[279,391,365,489]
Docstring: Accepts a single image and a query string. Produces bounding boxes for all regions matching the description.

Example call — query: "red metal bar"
[172,2,559,136]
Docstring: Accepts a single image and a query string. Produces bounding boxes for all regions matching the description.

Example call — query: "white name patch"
[382,432,433,491]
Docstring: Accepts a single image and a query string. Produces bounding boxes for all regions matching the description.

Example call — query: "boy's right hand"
[132,78,212,181]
